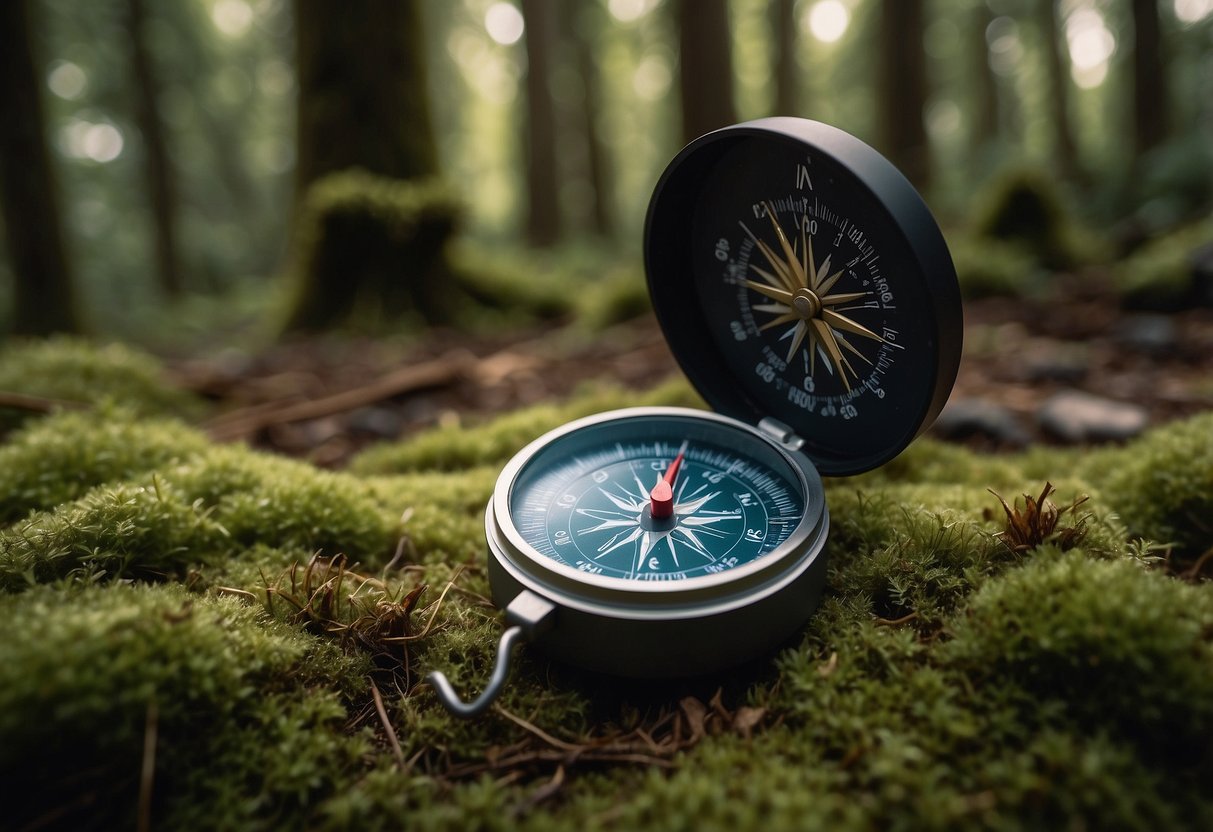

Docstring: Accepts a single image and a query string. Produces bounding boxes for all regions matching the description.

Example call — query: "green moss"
[0,481,227,591]
[0,336,202,431]
[0,408,210,524]
[1092,412,1213,556]
[350,378,702,475]
[948,234,1044,299]
[969,168,1105,269]
[1112,220,1213,309]
[0,583,367,829]
[944,551,1213,757]
[166,445,398,561]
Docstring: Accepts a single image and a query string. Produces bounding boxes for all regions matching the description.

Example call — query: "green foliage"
[0,583,367,829]
[0,408,210,523]
[969,168,1105,271]
[350,378,702,474]
[1112,220,1213,309]
[948,234,1043,299]
[1096,412,1213,556]
[0,337,202,431]
[0,480,226,591]
[281,171,462,333]
[944,550,1213,757]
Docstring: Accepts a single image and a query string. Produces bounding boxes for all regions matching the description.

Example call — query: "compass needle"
[763,202,808,288]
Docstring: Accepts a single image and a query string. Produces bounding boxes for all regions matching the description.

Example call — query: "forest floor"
[171,283,1213,468]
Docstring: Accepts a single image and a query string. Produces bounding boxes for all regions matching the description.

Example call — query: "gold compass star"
[742,202,885,392]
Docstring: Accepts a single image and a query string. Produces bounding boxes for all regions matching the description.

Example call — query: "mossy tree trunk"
[771,0,799,116]
[1131,0,1168,157]
[675,0,738,145]
[520,0,560,247]
[285,0,453,333]
[125,0,183,300]
[876,0,930,190]
[0,0,80,335]
[1037,0,1081,180]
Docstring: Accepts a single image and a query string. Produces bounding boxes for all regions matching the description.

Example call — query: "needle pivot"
[649,441,688,519]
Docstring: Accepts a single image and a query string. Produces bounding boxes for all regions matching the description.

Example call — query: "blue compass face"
[508,416,807,582]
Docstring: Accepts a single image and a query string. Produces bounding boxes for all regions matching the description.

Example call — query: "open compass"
[429,118,962,717]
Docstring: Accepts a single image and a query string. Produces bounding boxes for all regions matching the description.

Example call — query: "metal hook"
[426,625,527,719]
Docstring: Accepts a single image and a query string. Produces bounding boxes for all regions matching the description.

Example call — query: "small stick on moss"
[137,700,158,832]
[494,705,583,753]
[0,390,87,413]
[370,679,406,768]
[1181,546,1213,581]
[875,612,918,627]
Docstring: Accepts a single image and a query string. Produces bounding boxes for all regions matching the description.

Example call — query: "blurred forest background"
[1,0,1211,352]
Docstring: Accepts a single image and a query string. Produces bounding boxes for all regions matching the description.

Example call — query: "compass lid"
[643,118,962,477]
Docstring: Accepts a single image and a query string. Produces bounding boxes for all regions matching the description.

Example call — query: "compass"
[428,118,962,717]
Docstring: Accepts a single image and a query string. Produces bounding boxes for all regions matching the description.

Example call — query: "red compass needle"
[649,440,688,519]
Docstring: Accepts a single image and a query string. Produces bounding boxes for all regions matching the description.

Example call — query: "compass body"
[430,118,961,714]
[487,408,828,677]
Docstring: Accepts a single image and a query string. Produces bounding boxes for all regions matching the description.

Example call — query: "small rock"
[347,406,404,438]
[933,398,1031,447]
[1115,313,1178,354]
[1037,390,1149,443]
[1024,352,1088,384]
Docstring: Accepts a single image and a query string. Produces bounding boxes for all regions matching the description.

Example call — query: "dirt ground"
[172,289,1213,468]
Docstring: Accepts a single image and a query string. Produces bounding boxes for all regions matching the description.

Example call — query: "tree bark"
[569,0,613,238]
[772,0,799,116]
[0,0,80,335]
[521,0,561,246]
[675,0,738,144]
[1037,0,1080,179]
[125,0,183,299]
[293,0,438,194]
[1131,0,1168,156]
[876,0,930,189]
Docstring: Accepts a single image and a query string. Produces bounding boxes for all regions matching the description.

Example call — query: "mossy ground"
[1,342,1211,830]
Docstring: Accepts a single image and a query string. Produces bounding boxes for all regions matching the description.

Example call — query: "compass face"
[646,118,962,475]
[506,413,810,583]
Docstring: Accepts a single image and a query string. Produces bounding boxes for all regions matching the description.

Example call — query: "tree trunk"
[772,0,799,116]
[675,0,738,144]
[569,0,613,238]
[293,0,438,194]
[1131,0,1168,156]
[969,2,1000,156]
[876,0,930,189]
[125,0,182,299]
[520,0,560,246]
[0,0,80,335]
[1037,0,1080,179]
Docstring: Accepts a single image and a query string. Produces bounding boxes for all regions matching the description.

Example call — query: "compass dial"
[646,118,962,475]
[513,439,802,581]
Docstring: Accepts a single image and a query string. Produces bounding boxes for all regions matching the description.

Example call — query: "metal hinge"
[758,417,805,451]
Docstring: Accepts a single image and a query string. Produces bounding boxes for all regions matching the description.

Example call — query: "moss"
[0,583,367,829]
[350,378,702,475]
[0,481,228,591]
[0,408,210,524]
[0,336,202,432]
[1112,221,1213,310]
[574,268,652,330]
[948,234,1044,299]
[165,445,398,562]
[280,171,462,333]
[1092,412,1213,556]
[969,168,1105,269]
[944,551,1213,758]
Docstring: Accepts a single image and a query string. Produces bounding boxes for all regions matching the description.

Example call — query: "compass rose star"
[740,203,887,392]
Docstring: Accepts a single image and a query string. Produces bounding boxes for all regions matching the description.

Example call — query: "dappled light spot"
[805,0,849,44]
[484,2,524,46]
[211,0,254,38]
[46,60,86,100]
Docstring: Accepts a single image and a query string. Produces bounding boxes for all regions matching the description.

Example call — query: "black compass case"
[644,117,963,476]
